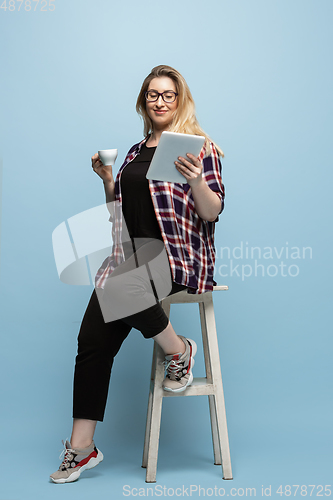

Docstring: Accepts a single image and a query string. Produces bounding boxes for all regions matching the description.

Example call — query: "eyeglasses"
[145,90,178,103]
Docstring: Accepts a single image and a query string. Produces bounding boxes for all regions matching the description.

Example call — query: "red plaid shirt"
[95,137,225,294]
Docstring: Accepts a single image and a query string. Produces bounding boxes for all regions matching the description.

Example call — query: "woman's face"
[145,76,178,132]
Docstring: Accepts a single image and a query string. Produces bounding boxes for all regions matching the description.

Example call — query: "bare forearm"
[91,153,116,211]
[191,179,221,222]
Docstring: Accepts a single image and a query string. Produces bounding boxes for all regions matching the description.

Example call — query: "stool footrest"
[150,377,215,397]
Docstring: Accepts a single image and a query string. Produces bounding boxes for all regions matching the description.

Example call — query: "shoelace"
[58,440,75,467]
[163,357,186,377]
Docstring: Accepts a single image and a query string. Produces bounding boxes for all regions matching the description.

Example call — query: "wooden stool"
[142,285,233,482]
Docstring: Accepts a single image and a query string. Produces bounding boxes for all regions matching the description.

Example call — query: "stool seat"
[142,286,233,482]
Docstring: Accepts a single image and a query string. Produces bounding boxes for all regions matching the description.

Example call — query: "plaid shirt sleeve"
[149,141,225,294]
[94,141,144,288]
[199,142,225,218]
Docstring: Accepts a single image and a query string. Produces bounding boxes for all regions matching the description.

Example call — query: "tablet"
[146,131,205,183]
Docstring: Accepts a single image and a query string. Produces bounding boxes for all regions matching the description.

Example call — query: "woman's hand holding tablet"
[175,152,204,187]
[146,131,205,183]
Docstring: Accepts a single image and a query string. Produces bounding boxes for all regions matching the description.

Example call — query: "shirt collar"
[133,136,149,156]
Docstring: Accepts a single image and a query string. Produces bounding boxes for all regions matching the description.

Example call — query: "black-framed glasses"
[145,90,178,103]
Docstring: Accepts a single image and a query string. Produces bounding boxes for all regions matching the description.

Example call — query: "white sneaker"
[162,336,197,392]
[50,439,103,483]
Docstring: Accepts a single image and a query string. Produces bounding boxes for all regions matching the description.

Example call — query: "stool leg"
[208,394,222,465]
[200,301,222,464]
[142,297,171,481]
[145,344,165,483]
[142,342,158,469]
[200,297,233,480]
[213,387,233,479]
[142,391,153,468]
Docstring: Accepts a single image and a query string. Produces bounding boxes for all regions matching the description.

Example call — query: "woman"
[50,65,225,483]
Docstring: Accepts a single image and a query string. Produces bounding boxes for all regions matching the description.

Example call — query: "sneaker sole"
[163,338,197,393]
[50,449,104,484]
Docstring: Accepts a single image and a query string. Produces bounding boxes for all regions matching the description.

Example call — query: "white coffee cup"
[98,149,118,166]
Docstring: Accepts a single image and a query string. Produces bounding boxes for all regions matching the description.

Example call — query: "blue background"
[0,1,332,499]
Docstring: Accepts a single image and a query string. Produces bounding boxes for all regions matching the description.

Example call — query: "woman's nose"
[156,95,164,106]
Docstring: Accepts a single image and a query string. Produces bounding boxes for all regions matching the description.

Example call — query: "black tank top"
[120,142,162,241]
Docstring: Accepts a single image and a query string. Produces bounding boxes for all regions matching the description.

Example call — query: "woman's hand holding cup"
[92,149,118,184]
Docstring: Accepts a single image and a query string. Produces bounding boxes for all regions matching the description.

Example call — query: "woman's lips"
[154,110,167,114]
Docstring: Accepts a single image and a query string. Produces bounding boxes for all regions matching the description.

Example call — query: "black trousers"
[72,279,187,422]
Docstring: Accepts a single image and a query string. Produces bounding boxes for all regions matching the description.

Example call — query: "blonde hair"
[136,65,224,158]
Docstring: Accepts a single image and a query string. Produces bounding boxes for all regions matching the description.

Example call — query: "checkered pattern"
[95,137,225,294]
